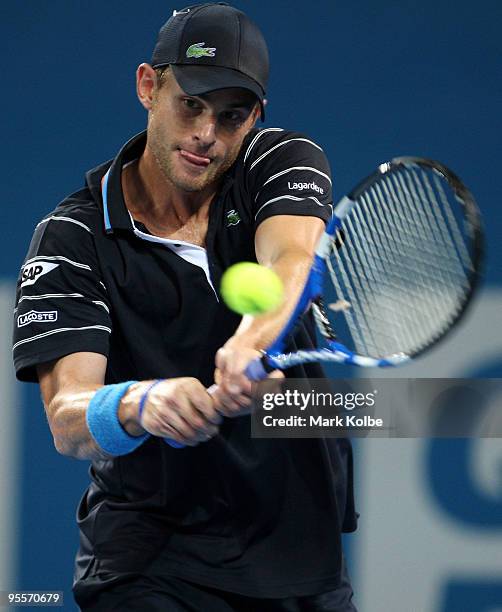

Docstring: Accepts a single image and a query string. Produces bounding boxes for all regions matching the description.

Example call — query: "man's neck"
[122,147,218,235]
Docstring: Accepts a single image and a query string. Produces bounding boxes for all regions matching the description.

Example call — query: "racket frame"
[246,157,483,380]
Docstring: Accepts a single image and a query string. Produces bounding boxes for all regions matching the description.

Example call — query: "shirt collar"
[86,130,147,234]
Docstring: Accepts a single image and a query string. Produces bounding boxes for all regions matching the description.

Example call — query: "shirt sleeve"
[245,130,334,227]
[12,213,112,382]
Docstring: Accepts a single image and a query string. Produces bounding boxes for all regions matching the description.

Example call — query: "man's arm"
[38,352,110,460]
[214,214,324,411]
[38,352,222,460]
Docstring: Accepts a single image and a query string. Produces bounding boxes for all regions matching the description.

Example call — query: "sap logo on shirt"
[17,310,58,327]
[288,181,324,195]
[21,261,59,287]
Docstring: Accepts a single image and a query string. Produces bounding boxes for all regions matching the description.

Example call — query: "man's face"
[146,69,259,193]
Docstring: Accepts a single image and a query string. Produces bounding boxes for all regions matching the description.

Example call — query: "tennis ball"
[220,262,284,316]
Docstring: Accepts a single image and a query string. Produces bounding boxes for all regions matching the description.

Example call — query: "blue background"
[2,0,501,609]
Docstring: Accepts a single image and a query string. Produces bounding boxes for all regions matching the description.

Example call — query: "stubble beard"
[149,129,242,194]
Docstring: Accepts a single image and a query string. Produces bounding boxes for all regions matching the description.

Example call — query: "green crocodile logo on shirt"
[226,210,241,227]
[186,42,216,58]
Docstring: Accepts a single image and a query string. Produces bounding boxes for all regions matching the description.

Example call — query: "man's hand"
[213,338,283,418]
[120,378,222,447]
[213,342,258,417]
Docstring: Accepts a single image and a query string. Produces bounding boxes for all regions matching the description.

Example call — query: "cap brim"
[171,64,265,120]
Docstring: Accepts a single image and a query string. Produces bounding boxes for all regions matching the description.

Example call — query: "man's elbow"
[51,425,75,458]
[52,427,87,459]
[53,434,72,457]
[47,395,76,457]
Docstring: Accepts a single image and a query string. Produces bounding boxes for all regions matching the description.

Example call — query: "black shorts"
[74,560,357,611]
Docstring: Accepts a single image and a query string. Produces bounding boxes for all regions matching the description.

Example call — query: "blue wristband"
[86,381,150,456]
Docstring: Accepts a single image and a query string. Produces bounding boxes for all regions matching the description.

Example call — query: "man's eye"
[221,111,244,124]
[182,98,200,109]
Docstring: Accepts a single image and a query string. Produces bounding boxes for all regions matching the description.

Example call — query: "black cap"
[151,3,269,118]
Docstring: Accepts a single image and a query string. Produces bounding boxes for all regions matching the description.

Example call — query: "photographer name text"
[262,414,384,428]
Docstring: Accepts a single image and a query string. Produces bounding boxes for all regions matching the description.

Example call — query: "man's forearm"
[49,383,146,460]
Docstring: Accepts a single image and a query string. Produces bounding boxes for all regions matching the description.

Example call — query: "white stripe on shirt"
[243,128,284,163]
[18,293,110,314]
[92,300,110,314]
[19,293,85,303]
[254,194,329,220]
[262,166,332,188]
[13,325,112,351]
[249,139,323,172]
[36,216,92,233]
[23,255,92,271]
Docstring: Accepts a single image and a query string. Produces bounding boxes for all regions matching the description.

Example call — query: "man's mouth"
[178,148,211,167]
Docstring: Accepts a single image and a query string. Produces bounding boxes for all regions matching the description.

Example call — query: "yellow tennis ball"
[220,262,284,315]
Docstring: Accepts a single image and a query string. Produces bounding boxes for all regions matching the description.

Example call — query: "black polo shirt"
[13,128,357,600]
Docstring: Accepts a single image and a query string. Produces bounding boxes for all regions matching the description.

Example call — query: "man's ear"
[136,63,157,111]
[251,99,265,127]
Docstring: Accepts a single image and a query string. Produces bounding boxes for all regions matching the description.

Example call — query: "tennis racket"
[245,156,483,378]
[166,156,483,448]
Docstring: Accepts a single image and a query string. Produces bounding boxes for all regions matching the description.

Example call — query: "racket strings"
[376,176,459,352]
[429,172,472,271]
[377,176,459,320]
[327,248,406,357]
[358,185,446,355]
[327,238,380,356]
[329,210,431,358]
[363,186,447,311]
[324,164,475,359]
[346,196,434,354]
[381,175,460,293]
[332,213,418,356]
[395,170,468,284]
[329,206,411,355]
[391,169,470,319]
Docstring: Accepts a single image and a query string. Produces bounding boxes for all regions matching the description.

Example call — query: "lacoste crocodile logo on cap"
[186,42,216,58]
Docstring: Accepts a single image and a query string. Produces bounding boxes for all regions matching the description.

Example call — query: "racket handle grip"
[244,355,274,381]
[163,356,273,448]
[165,439,185,448]
[163,384,219,449]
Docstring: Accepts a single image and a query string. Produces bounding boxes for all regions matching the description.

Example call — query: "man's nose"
[194,114,217,147]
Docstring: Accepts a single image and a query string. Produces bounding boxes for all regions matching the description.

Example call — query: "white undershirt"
[124,196,218,300]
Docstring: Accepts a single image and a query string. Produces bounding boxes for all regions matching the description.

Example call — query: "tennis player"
[13,4,358,610]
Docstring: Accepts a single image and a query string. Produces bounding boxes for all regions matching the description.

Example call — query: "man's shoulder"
[23,187,104,267]
[37,187,102,237]
[38,151,113,234]
[241,127,326,170]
